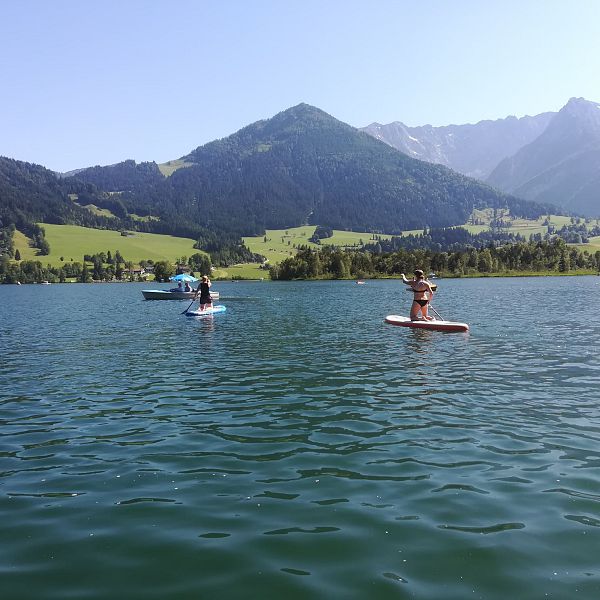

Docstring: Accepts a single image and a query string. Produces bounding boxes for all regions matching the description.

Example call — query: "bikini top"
[411,282,437,294]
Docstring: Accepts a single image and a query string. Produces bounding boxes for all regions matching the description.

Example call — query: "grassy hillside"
[243,226,318,263]
[13,230,39,262]
[463,210,577,236]
[14,224,198,267]
[212,264,266,279]
[322,230,394,247]
[575,235,600,253]
[158,159,194,176]
[242,215,584,259]
[80,204,117,218]
[242,226,394,263]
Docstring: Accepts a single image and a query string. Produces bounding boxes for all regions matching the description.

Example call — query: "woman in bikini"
[401,269,435,321]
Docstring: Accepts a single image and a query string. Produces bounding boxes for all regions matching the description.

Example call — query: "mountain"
[130,103,547,236]
[361,112,554,180]
[486,98,600,216]
[1,104,555,250]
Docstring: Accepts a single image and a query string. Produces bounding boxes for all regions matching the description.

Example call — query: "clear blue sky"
[1,0,599,172]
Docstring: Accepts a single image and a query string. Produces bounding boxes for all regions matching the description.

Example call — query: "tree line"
[0,248,214,284]
[269,238,600,280]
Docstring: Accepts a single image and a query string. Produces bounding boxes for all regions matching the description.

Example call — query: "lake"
[1,277,600,599]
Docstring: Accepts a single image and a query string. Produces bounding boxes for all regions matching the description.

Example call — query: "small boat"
[356,280,366,285]
[142,289,219,300]
[40,281,51,285]
[185,305,226,317]
[385,315,469,332]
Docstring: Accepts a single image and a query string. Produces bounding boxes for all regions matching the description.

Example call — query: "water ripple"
[438,522,526,534]
[2,278,600,599]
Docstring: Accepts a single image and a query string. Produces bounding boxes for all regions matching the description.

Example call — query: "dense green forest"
[66,159,164,192]
[269,238,600,280]
[0,223,15,257]
[176,104,555,234]
[66,104,557,238]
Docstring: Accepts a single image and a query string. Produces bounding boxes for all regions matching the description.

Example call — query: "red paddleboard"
[385,315,469,332]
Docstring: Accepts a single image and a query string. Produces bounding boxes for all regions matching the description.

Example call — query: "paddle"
[181,288,199,314]
[428,305,444,321]
[425,281,442,321]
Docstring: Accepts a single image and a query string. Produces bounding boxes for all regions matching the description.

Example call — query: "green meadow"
[242,226,393,264]
[80,204,118,218]
[158,159,194,177]
[243,226,318,264]
[213,263,267,280]
[575,235,600,253]
[463,210,576,236]
[322,230,394,247]
[242,214,586,261]
[14,224,198,267]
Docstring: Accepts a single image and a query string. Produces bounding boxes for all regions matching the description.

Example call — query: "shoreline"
[4,270,599,285]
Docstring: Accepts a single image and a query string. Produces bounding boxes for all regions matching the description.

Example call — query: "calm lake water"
[1,277,600,599]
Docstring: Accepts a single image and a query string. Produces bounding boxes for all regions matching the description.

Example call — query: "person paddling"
[195,275,213,311]
[401,270,435,321]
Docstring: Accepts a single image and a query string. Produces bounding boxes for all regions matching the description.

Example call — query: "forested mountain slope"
[144,103,551,235]
[0,157,116,233]
[66,159,164,192]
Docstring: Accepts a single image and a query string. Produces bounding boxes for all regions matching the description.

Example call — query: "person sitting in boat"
[401,269,435,321]
[196,275,213,311]
[183,281,192,292]
[170,281,184,292]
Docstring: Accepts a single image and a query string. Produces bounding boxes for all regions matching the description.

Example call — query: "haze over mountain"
[487,97,600,216]
[362,97,600,217]
[361,113,555,180]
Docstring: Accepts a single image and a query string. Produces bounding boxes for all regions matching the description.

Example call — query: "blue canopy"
[169,273,198,283]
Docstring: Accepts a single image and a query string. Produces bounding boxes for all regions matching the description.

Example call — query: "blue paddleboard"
[185,305,226,317]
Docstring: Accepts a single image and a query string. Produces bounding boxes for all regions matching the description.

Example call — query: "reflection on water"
[1,277,600,599]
